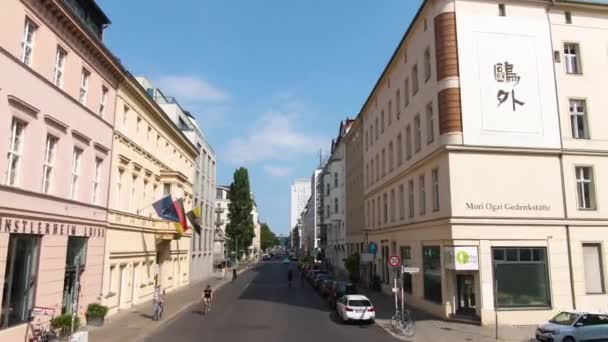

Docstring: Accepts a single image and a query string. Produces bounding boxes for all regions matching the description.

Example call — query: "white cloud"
[156,75,229,103]
[224,111,325,164]
[263,165,291,177]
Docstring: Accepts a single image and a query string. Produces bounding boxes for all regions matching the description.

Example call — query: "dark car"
[307,269,323,282]
[328,281,358,308]
[320,279,335,297]
[313,274,332,290]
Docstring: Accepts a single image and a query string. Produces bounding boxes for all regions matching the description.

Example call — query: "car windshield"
[348,300,371,307]
[549,312,580,326]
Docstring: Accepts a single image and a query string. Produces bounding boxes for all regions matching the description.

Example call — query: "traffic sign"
[388,255,401,268]
[367,242,378,255]
[402,266,420,274]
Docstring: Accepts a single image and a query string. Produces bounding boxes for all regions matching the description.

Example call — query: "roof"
[344,294,370,301]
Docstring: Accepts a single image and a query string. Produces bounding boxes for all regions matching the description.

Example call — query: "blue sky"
[98,0,423,235]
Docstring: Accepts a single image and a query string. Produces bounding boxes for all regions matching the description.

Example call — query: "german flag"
[172,198,189,234]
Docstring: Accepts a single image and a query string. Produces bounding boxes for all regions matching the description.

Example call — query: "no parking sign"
[388,255,401,268]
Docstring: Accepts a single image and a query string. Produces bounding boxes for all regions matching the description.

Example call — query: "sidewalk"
[87,265,250,342]
[361,289,536,342]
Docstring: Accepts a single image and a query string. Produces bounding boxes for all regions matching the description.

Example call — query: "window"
[396,89,401,119]
[565,11,572,24]
[419,175,426,215]
[390,189,395,222]
[381,111,385,133]
[7,119,25,186]
[414,115,422,152]
[79,68,90,104]
[1,235,40,329]
[99,86,108,117]
[492,247,551,308]
[498,3,506,16]
[569,99,589,139]
[377,196,381,225]
[21,18,37,66]
[375,118,379,141]
[423,246,442,303]
[397,133,403,166]
[564,43,581,74]
[576,166,596,210]
[408,180,414,218]
[143,179,149,211]
[375,154,379,181]
[424,48,431,81]
[42,135,58,194]
[412,65,419,95]
[370,160,374,184]
[399,185,405,219]
[583,244,605,294]
[388,141,394,172]
[123,106,129,131]
[92,158,102,204]
[371,199,376,228]
[381,149,386,176]
[426,102,435,144]
[365,130,369,151]
[432,169,440,211]
[334,198,338,213]
[53,47,67,88]
[136,116,142,135]
[406,125,412,160]
[116,169,123,207]
[383,193,388,224]
[327,204,331,217]
[70,148,82,200]
[147,126,152,141]
[388,101,393,125]
[163,183,171,196]
[404,78,410,107]
[334,173,338,187]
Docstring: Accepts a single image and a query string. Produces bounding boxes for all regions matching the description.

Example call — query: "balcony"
[108,210,183,240]
[215,219,226,226]
[215,206,225,213]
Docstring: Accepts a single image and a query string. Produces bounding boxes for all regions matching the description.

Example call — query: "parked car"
[282,258,290,264]
[307,269,323,282]
[313,273,332,290]
[328,281,358,308]
[319,279,335,297]
[535,311,608,342]
[262,254,271,261]
[336,295,375,324]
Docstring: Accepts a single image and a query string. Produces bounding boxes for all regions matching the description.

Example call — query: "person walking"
[152,286,164,321]
[232,267,237,282]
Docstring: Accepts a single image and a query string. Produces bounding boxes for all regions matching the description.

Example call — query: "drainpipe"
[546,1,577,310]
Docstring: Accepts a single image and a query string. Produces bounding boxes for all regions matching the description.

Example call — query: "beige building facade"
[102,77,197,316]
[357,0,608,326]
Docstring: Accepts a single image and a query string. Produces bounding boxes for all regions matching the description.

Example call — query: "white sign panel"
[402,267,420,274]
[444,246,479,271]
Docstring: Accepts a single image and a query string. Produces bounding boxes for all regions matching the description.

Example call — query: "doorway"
[456,274,476,316]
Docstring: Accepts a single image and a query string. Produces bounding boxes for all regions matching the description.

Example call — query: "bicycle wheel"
[390,313,401,330]
[402,310,416,337]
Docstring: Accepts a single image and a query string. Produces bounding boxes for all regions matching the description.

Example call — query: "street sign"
[392,287,399,293]
[388,255,401,268]
[402,266,420,274]
[367,242,378,255]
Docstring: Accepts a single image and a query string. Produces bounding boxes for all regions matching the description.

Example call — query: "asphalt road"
[145,260,398,342]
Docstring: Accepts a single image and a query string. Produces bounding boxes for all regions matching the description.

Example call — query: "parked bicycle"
[27,321,57,342]
[390,308,415,337]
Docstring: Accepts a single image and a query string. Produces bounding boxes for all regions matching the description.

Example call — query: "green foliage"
[51,313,79,335]
[260,222,279,251]
[343,253,360,284]
[86,303,108,318]
[226,167,255,260]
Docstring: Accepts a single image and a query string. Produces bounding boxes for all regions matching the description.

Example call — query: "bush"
[51,313,79,336]
[86,303,108,318]
[343,253,360,284]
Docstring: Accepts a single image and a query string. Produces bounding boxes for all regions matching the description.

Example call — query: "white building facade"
[290,178,311,247]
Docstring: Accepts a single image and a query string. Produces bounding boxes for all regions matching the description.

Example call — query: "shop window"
[423,246,442,303]
[583,244,605,294]
[1,235,40,329]
[492,247,551,308]
[401,246,413,294]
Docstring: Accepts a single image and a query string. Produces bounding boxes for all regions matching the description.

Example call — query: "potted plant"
[50,313,79,337]
[85,303,108,326]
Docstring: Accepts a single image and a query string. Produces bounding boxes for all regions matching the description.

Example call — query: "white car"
[282,258,290,263]
[336,295,375,323]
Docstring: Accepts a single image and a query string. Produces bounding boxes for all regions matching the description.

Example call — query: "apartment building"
[290,178,311,247]
[344,117,365,263]
[359,0,608,326]
[136,77,217,282]
[0,0,121,339]
[102,75,197,315]
[324,119,353,272]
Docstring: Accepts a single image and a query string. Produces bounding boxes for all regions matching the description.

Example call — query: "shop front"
[444,246,480,321]
[0,215,105,341]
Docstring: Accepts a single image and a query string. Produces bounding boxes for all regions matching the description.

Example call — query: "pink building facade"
[0,0,122,340]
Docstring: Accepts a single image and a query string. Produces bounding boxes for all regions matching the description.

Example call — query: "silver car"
[536,311,608,342]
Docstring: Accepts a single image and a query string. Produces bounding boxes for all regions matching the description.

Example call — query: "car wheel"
[563,337,576,342]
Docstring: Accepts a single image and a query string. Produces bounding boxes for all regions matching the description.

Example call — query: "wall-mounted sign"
[465,202,551,213]
[0,216,105,238]
[444,246,479,271]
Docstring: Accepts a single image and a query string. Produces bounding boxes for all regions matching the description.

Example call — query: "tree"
[260,222,278,251]
[343,253,360,284]
[226,167,254,260]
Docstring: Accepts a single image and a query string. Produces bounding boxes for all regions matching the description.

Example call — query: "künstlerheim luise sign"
[466,202,551,212]
[0,216,105,237]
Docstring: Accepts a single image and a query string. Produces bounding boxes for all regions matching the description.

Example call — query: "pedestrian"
[221,265,226,279]
[232,267,237,282]
[152,286,163,321]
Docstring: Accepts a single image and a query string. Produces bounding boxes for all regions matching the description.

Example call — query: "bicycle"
[27,321,57,342]
[390,309,415,337]
[203,297,211,315]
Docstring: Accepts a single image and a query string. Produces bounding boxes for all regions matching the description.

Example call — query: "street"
[145,261,398,342]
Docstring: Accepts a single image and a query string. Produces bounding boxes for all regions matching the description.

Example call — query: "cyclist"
[287,268,293,288]
[202,285,213,313]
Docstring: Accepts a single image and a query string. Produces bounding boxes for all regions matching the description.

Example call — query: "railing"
[109,211,174,232]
